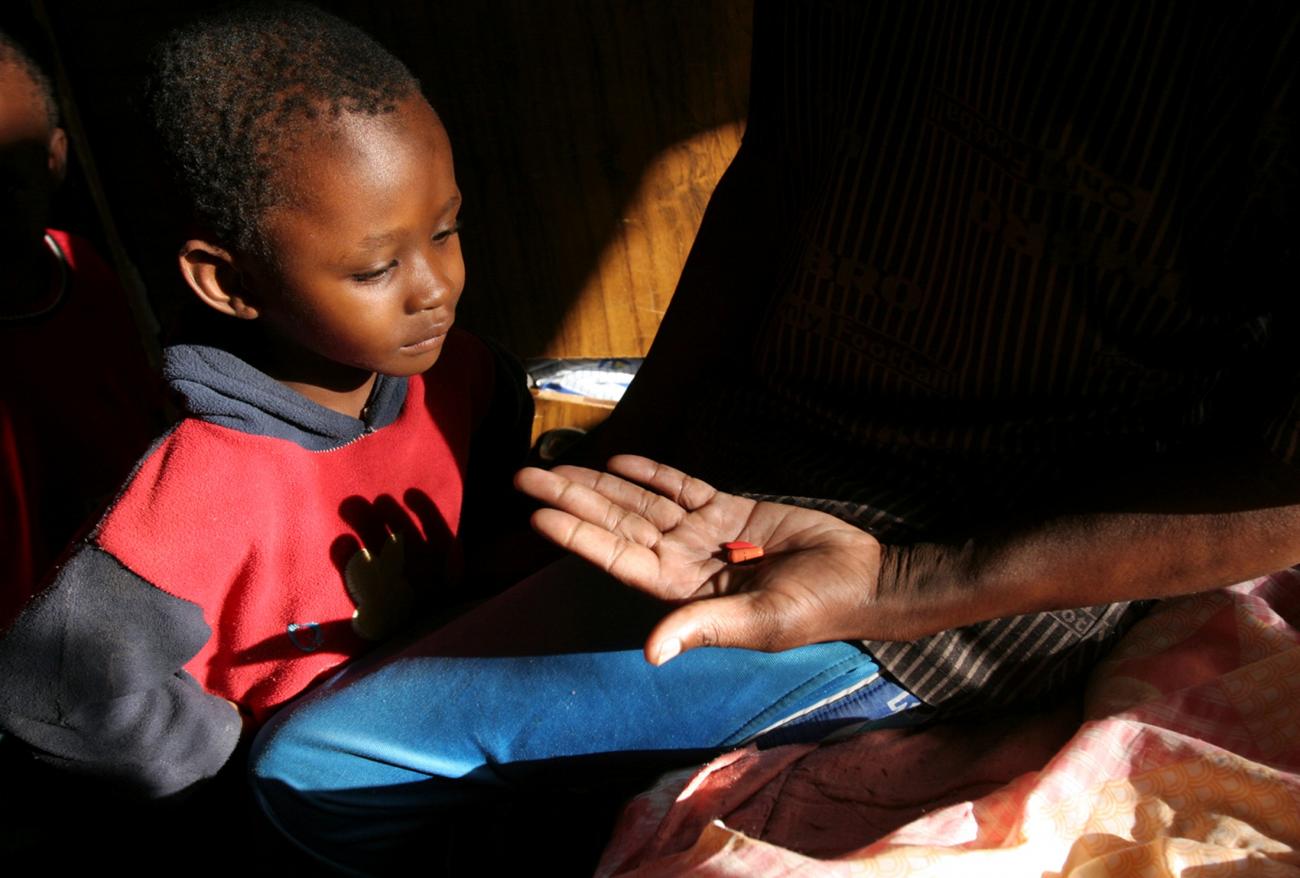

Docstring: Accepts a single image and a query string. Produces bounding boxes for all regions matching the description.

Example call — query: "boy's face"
[241,95,464,380]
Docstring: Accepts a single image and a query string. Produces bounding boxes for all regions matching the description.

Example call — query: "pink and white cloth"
[599,570,1300,877]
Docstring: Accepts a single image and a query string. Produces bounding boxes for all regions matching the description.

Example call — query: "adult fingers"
[605,455,720,513]
[549,464,687,532]
[529,507,663,592]
[641,591,812,665]
[515,467,663,547]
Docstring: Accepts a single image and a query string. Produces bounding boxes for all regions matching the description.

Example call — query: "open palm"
[514,455,884,664]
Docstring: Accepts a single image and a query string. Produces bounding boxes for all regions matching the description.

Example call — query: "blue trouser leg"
[250,558,924,874]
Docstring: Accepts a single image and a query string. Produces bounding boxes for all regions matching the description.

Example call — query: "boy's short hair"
[0,26,59,129]
[145,2,420,257]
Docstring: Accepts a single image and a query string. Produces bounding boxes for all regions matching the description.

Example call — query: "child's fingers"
[515,467,663,547]
[550,464,687,531]
[529,508,662,591]
[605,455,720,513]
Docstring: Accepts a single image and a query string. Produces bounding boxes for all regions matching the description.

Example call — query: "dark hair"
[0,26,59,129]
[144,2,420,256]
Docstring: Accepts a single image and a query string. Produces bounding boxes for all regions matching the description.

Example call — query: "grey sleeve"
[0,546,241,798]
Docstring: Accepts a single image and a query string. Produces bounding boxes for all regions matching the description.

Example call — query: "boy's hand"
[513,455,888,664]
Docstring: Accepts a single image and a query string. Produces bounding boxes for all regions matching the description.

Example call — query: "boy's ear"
[46,127,67,186]
[178,240,260,320]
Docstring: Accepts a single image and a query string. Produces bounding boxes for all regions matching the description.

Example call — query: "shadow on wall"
[40,0,753,359]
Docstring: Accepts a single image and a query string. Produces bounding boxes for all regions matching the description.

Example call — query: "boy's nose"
[407,283,439,312]
[406,258,452,312]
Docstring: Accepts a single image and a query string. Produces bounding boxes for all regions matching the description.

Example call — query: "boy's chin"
[390,332,450,374]
[382,347,446,377]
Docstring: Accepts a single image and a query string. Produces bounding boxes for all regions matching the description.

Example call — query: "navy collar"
[162,344,408,451]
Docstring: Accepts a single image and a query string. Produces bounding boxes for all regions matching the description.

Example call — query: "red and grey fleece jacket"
[0,329,530,797]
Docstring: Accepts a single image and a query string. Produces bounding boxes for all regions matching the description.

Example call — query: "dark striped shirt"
[606,1,1298,709]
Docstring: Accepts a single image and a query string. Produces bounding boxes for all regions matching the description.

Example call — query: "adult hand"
[513,455,887,664]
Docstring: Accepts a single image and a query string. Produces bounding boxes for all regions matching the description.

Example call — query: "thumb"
[644,592,791,665]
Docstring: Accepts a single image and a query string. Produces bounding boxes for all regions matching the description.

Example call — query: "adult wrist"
[872,540,980,640]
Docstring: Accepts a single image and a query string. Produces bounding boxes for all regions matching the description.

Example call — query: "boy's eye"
[432,219,462,244]
[351,260,398,283]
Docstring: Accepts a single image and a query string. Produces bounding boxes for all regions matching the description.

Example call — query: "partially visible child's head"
[0,27,58,130]
[0,27,67,306]
[148,3,465,401]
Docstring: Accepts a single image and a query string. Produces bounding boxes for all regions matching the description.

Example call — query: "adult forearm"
[513,450,1300,658]
[876,504,1300,639]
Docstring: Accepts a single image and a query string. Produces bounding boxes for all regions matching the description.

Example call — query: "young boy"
[4,7,904,870]
[0,4,529,797]
[0,26,162,627]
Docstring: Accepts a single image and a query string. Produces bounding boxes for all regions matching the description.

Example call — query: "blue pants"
[250,558,924,874]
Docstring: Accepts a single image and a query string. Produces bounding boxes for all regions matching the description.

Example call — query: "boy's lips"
[401,324,451,352]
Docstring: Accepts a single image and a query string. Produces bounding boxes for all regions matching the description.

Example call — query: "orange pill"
[723,540,764,563]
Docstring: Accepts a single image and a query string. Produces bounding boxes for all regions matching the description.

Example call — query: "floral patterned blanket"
[598,570,1300,877]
